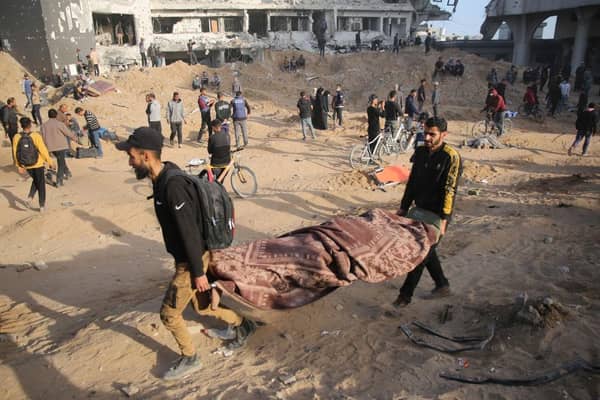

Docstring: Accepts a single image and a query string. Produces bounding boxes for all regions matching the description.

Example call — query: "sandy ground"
[0,48,599,400]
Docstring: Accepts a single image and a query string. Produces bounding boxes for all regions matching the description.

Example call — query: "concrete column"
[266,12,271,31]
[212,49,225,67]
[218,17,225,33]
[287,17,292,32]
[332,9,337,32]
[508,14,530,66]
[242,9,249,33]
[571,8,593,74]
[308,11,313,33]
[379,17,384,33]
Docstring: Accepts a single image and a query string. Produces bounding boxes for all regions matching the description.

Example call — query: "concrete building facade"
[0,0,454,77]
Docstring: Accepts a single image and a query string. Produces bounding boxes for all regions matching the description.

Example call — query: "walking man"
[417,79,426,112]
[13,117,55,212]
[41,109,79,186]
[3,97,21,144]
[393,116,462,307]
[405,89,419,131]
[297,91,316,140]
[31,83,42,125]
[146,93,162,136]
[166,92,186,148]
[331,85,344,129]
[230,91,251,148]
[432,81,441,118]
[22,74,33,109]
[568,103,597,156]
[115,127,255,380]
[197,87,214,143]
[89,48,100,76]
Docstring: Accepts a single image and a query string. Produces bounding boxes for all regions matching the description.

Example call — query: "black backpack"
[16,133,39,167]
[159,169,234,250]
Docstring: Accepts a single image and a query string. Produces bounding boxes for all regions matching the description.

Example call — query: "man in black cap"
[116,128,255,380]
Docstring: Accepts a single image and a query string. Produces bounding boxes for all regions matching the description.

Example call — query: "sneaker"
[424,285,451,300]
[392,294,411,308]
[203,325,236,341]
[581,152,588,157]
[226,318,257,349]
[39,207,45,213]
[178,144,182,148]
[163,354,202,381]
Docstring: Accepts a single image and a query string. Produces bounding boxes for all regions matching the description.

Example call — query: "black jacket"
[575,109,598,133]
[384,100,401,121]
[153,162,205,278]
[401,143,462,220]
[214,100,231,121]
[297,97,312,118]
[367,105,384,135]
[405,96,418,118]
[208,130,231,166]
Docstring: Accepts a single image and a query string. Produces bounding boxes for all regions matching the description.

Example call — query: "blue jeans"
[88,128,105,157]
[571,129,592,155]
[300,117,315,139]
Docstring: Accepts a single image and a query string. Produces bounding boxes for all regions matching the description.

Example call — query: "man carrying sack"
[393,116,462,307]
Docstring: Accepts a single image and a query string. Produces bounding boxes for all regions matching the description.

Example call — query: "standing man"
[232,76,242,96]
[214,92,232,136]
[417,79,427,113]
[405,89,419,130]
[166,92,186,148]
[75,107,105,158]
[431,81,441,118]
[568,103,597,157]
[393,116,462,307]
[331,84,345,129]
[424,32,432,53]
[13,117,55,212]
[187,40,198,65]
[230,91,251,149]
[559,78,571,113]
[57,104,69,124]
[197,87,214,143]
[115,22,124,46]
[146,93,162,136]
[366,94,384,154]
[41,109,79,187]
[30,83,42,126]
[3,97,20,144]
[115,127,255,380]
[393,33,400,54]
[384,90,401,134]
[22,74,33,109]
[139,38,148,67]
[207,119,232,179]
[297,91,316,140]
[89,48,100,76]
[355,30,361,52]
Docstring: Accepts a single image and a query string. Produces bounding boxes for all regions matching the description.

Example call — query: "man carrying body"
[393,116,462,307]
[297,91,316,140]
[116,127,255,380]
[41,109,79,186]
[166,92,186,148]
[417,79,426,112]
[230,91,251,149]
[197,87,214,143]
[331,85,344,129]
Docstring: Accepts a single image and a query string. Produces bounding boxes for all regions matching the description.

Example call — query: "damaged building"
[0,0,451,78]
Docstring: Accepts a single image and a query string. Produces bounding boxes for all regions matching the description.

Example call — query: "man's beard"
[134,165,150,180]
[425,136,442,149]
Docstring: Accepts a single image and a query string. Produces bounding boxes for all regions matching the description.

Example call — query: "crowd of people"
[280,55,306,72]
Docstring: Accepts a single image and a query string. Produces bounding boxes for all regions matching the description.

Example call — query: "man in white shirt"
[559,79,571,113]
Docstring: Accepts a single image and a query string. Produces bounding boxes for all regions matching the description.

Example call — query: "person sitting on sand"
[211,72,221,90]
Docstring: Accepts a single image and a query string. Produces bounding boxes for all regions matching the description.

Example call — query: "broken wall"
[40,0,95,74]
[0,0,53,76]
[89,0,153,46]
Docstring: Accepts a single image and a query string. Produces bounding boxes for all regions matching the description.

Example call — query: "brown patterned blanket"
[209,208,437,310]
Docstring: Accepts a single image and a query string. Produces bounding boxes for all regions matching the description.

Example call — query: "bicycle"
[517,102,545,123]
[349,129,399,169]
[383,118,417,154]
[471,111,513,137]
[186,148,258,198]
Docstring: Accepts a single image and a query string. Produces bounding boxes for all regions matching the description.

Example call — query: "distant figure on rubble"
[211,72,221,90]
[393,33,400,54]
[424,32,432,53]
[192,74,201,90]
[355,30,361,52]
[296,54,306,70]
[290,56,297,72]
[316,18,327,58]
[201,71,209,88]
[187,40,198,65]
[115,22,124,46]
[139,38,147,67]
[232,76,242,96]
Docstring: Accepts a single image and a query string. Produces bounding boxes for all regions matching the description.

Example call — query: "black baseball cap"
[116,127,163,152]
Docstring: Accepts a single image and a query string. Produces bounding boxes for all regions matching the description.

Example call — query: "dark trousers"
[333,107,343,126]
[571,129,593,155]
[368,129,379,155]
[170,122,183,144]
[149,121,162,136]
[27,167,46,208]
[140,52,147,67]
[52,150,70,185]
[198,111,212,141]
[399,245,449,300]
[433,104,439,118]
[31,104,42,125]
[94,64,100,76]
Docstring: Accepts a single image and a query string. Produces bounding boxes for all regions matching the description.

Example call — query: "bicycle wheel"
[472,120,488,137]
[230,165,257,198]
[349,144,370,169]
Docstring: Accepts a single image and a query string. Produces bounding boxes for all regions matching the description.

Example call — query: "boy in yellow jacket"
[12,117,55,212]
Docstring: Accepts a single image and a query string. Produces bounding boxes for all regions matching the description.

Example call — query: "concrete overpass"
[481,0,600,71]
